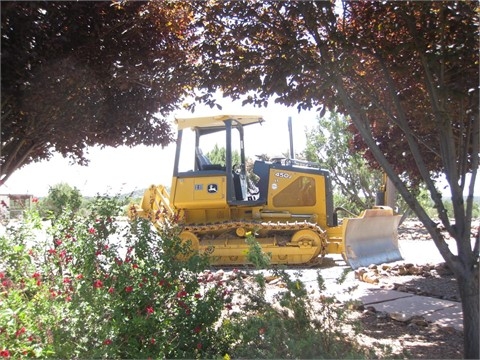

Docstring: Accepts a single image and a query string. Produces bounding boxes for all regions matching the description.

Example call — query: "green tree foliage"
[1,1,197,184]
[40,183,83,220]
[304,111,382,213]
[204,144,240,167]
[190,2,479,357]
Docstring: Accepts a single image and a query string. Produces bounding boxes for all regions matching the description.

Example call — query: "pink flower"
[15,327,26,337]
[93,280,103,289]
[176,290,187,298]
[0,349,10,357]
[146,306,154,315]
[88,228,96,235]
[32,272,41,279]
[108,287,114,294]
[75,274,83,280]
[102,339,112,345]
[194,293,202,299]
[125,286,133,293]
[194,326,201,333]
[63,277,71,284]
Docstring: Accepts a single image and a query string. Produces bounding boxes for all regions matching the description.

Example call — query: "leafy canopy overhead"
[1,1,197,183]
[191,1,478,187]
[342,2,478,185]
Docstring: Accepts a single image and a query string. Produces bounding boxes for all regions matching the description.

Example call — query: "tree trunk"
[458,267,479,359]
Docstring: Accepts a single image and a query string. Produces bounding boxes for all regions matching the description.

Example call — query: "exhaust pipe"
[288,116,294,160]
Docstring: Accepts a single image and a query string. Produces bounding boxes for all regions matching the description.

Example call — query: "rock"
[381,264,392,271]
[390,312,409,322]
[268,277,283,285]
[410,316,429,327]
[362,272,379,284]
[264,275,278,283]
[354,268,367,280]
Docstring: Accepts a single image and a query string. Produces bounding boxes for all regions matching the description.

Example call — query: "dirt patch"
[348,266,463,358]
[352,308,464,359]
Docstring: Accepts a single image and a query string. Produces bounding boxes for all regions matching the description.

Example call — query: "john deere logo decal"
[207,184,218,193]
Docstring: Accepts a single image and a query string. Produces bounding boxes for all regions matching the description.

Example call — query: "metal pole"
[288,116,294,160]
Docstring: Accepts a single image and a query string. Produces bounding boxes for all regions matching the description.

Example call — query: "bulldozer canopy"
[175,115,264,131]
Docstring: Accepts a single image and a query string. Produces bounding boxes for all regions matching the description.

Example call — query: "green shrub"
[218,267,369,359]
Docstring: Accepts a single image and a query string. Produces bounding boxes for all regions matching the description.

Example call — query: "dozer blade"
[342,207,402,269]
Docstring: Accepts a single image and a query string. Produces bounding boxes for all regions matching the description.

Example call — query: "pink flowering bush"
[0,208,60,357]
[0,195,231,359]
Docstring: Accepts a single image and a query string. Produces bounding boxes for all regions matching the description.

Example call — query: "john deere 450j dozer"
[130,115,402,269]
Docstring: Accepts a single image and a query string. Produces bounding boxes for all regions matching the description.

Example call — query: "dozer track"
[176,220,328,266]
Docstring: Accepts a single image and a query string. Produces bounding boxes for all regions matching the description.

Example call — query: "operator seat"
[195,148,225,171]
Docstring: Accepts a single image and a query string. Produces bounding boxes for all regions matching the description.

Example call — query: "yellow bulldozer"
[130,114,402,269]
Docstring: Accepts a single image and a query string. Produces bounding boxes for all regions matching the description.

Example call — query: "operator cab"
[174,115,265,205]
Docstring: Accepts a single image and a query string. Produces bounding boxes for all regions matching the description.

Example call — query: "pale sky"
[3,100,316,197]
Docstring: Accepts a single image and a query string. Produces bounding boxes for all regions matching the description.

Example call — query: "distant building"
[0,194,35,220]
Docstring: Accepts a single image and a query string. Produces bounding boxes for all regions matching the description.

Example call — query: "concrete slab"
[424,303,463,331]
[362,294,457,322]
[358,289,414,305]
